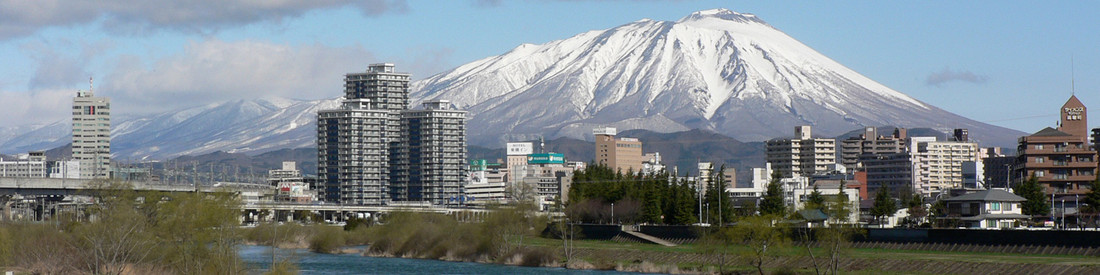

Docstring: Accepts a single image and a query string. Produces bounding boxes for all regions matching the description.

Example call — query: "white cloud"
[3,38,455,127]
[926,68,989,87]
[0,0,408,40]
[0,88,75,127]
[103,39,376,114]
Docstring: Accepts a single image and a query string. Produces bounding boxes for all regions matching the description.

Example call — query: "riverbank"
[520,237,1100,274]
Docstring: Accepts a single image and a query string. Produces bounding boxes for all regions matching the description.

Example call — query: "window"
[990,202,1000,211]
[1035,157,1045,163]
[1035,144,1044,150]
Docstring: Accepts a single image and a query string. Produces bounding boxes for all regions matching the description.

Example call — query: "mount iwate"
[412,9,1022,147]
[0,9,1023,160]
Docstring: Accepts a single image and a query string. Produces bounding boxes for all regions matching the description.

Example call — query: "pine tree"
[672,181,698,225]
[871,184,898,226]
[759,170,787,217]
[1014,175,1050,217]
[828,183,852,223]
[1081,177,1100,228]
[642,181,663,223]
[805,185,825,211]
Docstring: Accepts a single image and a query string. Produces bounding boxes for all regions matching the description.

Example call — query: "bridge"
[0,177,491,223]
[0,177,241,195]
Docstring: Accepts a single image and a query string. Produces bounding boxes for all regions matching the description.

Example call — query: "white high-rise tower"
[72,77,111,179]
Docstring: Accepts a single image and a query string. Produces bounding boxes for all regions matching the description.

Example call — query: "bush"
[265,259,299,275]
[309,225,347,254]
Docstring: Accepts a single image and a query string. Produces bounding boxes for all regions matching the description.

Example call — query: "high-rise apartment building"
[766,126,836,177]
[1015,95,1097,195]
[838,127,907,169]
[72,84,110,179]
[344,63,410,139]
[594,127,645,173]
[982,147,1015,189]
[391,100,468,205]
[862,151,915,197]
[318,64,468,206]
[317,99,392,205]
[911,138,980,196]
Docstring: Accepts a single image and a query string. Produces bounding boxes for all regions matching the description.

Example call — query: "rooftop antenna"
[1071,56,1076,96]
[89,77,94,96]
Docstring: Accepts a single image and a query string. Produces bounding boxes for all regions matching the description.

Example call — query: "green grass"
[848,247,1100,265]
[525,237,1100,267]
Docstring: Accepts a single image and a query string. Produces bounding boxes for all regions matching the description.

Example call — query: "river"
[238,245,639,274]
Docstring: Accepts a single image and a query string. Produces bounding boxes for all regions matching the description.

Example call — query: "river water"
[238,245,637,274]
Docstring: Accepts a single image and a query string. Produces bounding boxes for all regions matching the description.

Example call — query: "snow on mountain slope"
[411,9,1022,146]
[1,97,336,160]
[0,9,1026,160]
[110,97,337,160]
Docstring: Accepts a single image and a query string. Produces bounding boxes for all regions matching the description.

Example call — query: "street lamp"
[611,202,615,224]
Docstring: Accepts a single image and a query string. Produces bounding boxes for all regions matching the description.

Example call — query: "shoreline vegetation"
[0,184,244,274]
[241,211,1100,275]
[4,183,1100,274]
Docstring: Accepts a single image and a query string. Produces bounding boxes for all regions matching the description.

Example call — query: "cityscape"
[1,2,1099,275]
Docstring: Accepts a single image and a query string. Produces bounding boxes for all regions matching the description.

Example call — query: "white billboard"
[506,142,534,156]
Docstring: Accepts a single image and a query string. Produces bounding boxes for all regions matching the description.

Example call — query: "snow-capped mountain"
[110,97,338,161]
[0,97,338,160]
[412,9,1023,146]
[0,9,1026,160]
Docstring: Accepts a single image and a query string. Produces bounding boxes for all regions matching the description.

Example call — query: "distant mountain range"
[0,9,1026,163]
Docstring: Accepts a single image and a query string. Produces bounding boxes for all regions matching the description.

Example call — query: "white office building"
[73,85,111,179]
[0,152,47,178]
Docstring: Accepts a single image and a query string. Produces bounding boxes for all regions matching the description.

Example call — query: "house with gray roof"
[943,189,1029,229]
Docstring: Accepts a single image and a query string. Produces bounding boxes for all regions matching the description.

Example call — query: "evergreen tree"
[759,170,787,216]
[871,184,898,226]
[641,181,663,223]
[827,183,852,223]
[1014,175,1050,217]
[1081,177,1100,228]
[672,181,698,225]
[805,185,825,211]
[704,165,735,224]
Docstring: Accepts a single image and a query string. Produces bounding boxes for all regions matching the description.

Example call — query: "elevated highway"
[0,177,205,195]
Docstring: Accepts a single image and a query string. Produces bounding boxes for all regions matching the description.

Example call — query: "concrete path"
[622,230,677,247]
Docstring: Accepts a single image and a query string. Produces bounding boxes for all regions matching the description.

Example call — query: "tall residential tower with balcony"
[318,64,411,205]
[391,100,468,205]
[766,126,836,177]
[317,99,392,205]
[318,63,469,206]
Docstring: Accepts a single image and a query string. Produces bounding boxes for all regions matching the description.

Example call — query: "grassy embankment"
[522,236,1100,274]
[241,212,1100,274]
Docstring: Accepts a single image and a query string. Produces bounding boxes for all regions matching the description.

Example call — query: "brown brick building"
[594,127,645,173]
[1014,95,1098,194]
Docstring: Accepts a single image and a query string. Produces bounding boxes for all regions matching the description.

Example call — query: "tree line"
[567,164,737,225]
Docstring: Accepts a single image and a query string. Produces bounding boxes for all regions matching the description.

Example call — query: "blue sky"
[0,1,1096,135]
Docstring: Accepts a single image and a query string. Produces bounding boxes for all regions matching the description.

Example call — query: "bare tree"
[732,215,789,275]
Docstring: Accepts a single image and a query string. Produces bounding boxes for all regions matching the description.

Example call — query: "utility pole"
[718,168,723,226]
